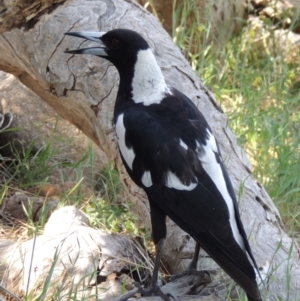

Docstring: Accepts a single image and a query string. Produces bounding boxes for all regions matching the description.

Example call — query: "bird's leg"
[135,239,163,292]
[170,242,211,283]
[131,200,174,300]
[117,240,173,301]
[188,241,201,271]
[135,239,174,301]
[151,239,164,286]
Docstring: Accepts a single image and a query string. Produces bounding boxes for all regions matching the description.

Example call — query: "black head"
[64,29,150,70]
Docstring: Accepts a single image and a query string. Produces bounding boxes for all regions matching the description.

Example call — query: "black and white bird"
[64,29,262,301]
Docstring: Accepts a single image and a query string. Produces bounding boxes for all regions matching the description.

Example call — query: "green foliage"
[95,164,123,204]
[173,0,300,230]
[1,138,57,187]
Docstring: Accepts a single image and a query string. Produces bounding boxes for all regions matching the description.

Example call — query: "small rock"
[1,192,57,222]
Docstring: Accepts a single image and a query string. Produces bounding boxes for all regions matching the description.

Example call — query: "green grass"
[0,137,142,237]
[173,0,300,232]
[1,138,56,188]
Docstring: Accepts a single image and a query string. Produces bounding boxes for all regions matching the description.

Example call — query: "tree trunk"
[0,0,66,35]
[0,0,299,300]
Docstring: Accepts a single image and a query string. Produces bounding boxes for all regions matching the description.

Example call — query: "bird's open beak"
[64,31,108,56]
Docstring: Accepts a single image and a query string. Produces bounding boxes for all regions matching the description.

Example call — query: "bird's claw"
[134,282,175,301]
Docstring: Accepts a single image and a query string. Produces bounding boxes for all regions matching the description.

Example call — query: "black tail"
[247,293,262,301]
[195,231,262,301]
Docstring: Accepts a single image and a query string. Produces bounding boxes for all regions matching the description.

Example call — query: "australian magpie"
[64,29,262,301]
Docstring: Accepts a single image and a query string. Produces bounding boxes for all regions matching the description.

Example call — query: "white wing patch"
[166,171,197,191]
[115,114,135,170]
[132,49,172,106]
[179,139,188,150]
[141,171,153,187]
[197,129,245,250]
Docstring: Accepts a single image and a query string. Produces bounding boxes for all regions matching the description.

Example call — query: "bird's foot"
[115,281,175,301]
[168,268,211,283]
[134,282,175,301]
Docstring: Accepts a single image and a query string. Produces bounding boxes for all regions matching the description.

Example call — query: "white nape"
[132,49,171,105]
[141,170,153,187]
[165,171,197,191]
[115,114,135,170]
[197,129,245,250]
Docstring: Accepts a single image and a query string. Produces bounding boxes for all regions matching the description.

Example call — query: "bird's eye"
[111,38,120,48]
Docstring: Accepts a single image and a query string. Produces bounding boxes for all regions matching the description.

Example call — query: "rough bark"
[0,0,66,35]
[0,0,299,300]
